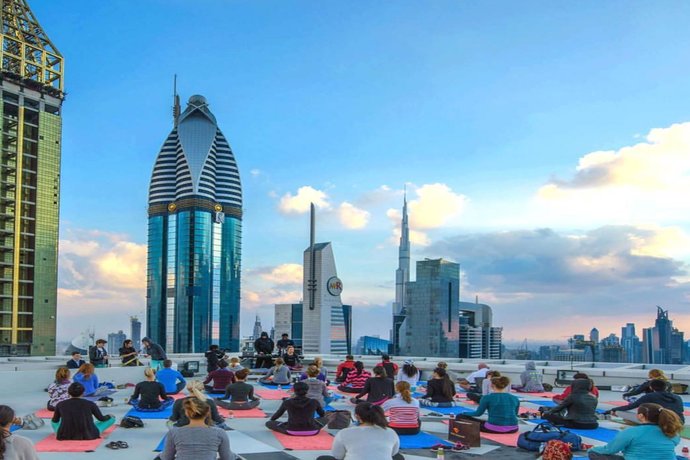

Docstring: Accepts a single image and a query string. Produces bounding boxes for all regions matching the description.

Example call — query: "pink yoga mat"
[516,392,557,398]
[255,389,291,400]
[35,409,54,419]
[218,407,266,418]
[273,430,334,450]
[34,425,117,452]
[480,431,520,447]
[602,401,628,406]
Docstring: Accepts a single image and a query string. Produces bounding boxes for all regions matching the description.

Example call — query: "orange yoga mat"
[218,407,267,418]
[480,430,521,447]
[255,389,291,400]
[272,430,334,450]
[515,392,558,398]
[34,425,117,452]
[35,409,54,419]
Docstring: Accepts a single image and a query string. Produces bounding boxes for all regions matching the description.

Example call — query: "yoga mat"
[683,402,690,408]
[205,392,227,399]
[681,426,690,439]
[260,382,293,389]
[9,425,20,432]
[525,400,557,407]
[567,426,620,443]
[35,425,117,452]
[170,393,188,400]
[241,454,299,460]
[154,435,166,452]
[255,389,291,400]
[35,409,55,419]
[218,407,267,418]
[423,406,476,416]
[272,430,333,450]
[228,431,281,454]
[480,431,521,447]
[83,389,118,401]
[125,405,173,419]
[516,392,557,398]
[602,401,628,407]
[398,431,452,449]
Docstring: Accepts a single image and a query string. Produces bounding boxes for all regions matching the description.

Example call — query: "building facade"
[274,303,304,351]
[146,95,242,353]
[621,323,642,363]
[642,306,685,365]
[0,0,63,356]
[458,301,502,359]
[252,315,262,340]
[398,258,460,358]
[391,195,410,355]
[107,330,126,356]
[355,335,390,355]
[130,316,142,349]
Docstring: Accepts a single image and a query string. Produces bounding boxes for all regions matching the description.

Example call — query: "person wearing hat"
[253,332,274,369]
[141,337,167,371]
[88,339,109,368]
[397,360,420,386]
[276,333,295,355]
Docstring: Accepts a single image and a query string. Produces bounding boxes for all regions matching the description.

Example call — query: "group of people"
[253,332,303,370]
[65,337,167,370]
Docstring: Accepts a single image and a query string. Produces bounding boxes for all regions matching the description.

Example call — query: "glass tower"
[0,1,63,356]
[146,95,242,353]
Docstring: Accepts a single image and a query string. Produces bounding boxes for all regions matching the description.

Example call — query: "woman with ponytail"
[588,403,681,460]
[0,405,38,460]
[396,360,420,386]
[170,381,230,430]
[382,381,421,435]
[316,403,404,460]
[160,397,235,460]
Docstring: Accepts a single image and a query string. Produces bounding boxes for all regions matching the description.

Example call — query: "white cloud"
[250,169,261,177]
[259,263,303,285]
[338,202,370,229]
[408,183,468,230]
[278,186,330,214]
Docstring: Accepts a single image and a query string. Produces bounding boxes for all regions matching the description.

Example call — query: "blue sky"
[37,1,690,344]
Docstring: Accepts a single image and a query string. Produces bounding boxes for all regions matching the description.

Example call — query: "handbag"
[120,415,144,428]
[448,416,481,447]
[517,423,581,452]
[20,413,45,430]
[326,410,352,429]
[541,439,574,460]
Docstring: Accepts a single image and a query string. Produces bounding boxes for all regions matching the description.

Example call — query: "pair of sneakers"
[430,443,470,453]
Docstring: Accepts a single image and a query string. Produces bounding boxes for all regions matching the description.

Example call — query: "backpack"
[517,423,582,452]
[541,439,573,460]
[120,415,144,428]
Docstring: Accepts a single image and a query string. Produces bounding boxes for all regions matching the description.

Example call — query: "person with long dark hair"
[0,405,38,460]
[51,382,115,440]
[316,402,404,460]
[119,339,140,366]
[265,382,327,435]
[588,403,681,459]
[553,372,599,403]
[396,360,419,386]
[337,361,370,393]
[159,397,235,460]
[420,368,456,407]
[351,366,394,405]
[47,367,72,411]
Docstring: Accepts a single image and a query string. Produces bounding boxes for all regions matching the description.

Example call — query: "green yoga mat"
[682,426,690,439]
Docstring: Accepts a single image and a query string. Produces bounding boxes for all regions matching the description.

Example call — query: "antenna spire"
[173,74,181,126]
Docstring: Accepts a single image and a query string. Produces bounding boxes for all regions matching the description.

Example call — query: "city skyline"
[25,1,690,343]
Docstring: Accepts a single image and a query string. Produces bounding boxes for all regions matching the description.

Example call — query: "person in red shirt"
[203,359,236,394]
[374,355,398,379]
[552,373,599,403]
[335,355,357,383]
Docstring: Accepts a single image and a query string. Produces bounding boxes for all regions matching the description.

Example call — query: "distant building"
[355,336,390,355]
[252,315,263,340]
[107,330,126,356]
[130,316,142,349]
[621,323,642,363]
[538,345,560,361]
[398,258,460,358]
[600,333,623,362]
[642,306,685,364]
[458,301,502,359]
[590,328,599,343]
[274,303,304,351]
[554,347,590,362]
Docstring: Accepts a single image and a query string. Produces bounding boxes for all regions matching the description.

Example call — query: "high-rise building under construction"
[0,0,64,356]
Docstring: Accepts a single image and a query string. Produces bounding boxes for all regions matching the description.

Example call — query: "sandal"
[115,441,129,449]
[105,442,120,450]
[452,442,470,452]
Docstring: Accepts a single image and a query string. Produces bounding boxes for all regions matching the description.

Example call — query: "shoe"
[105,442,120,450]
[115,441,129,449]
[580,443,594,450]
[452,442,470,452]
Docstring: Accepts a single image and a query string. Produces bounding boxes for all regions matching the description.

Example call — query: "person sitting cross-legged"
[316,403,404,460]
[0,405,39,459]
[282,345,302,371]
[419,367,457,407]
[157,359,187,395]
[335,355,356,383]
[512,361,544,393]
[217,368,261,410]
[337,361,370,393]
[541,378,598,429]
[351,366,394,405]
[466,370,501,404]
[170,381,231,430]
[588,403,681,460]
[259,357,291,385]
[72,363,100,397]
[129,368,174,411]
[265,381,328,436]
[47,367,72,411]
[51,382,116,440]
[382,381,421,435]
[604,379,685,423]
[458,376,520,434]
[203,359,236,394]
[303,365,334,408]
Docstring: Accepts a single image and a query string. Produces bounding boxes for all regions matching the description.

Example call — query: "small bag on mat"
[448,416,481,447]
[21,413,45,430]
[327,410,352,429]
[540,439,573,460]
[120,415,144,428]
[517,422,581,452]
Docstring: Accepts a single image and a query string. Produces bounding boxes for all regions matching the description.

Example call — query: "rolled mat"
[155,435,166,452]
[480,430,521,447]
[125,406,173,419]
[398,432,452,449]
[35,425,117,452]
[9,425,20,433]
[218,407,267,418]
[272,430,334,450]
[255,389,291,400]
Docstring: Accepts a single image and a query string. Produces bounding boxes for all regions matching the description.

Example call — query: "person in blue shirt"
[72,363,99,396]
[588,403,682,460]
[157,359,187,394]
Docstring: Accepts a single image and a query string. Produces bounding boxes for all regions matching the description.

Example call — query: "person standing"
[276,333,295,355]
[142,337,167,370]
[88,339,109,368]
[253,332,274,369]
[119,339,140,366]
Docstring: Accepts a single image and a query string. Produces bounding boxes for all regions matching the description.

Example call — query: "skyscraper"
[642,306,685,364]
[399,258,460,358]
[130,316,142,349]
[146,94,242,353]
[0,1,63,356]
[621,322,641,363]
[391,194,410,355]
[459,301,502,359]
[107,330,126,356]
[252,315,262,339]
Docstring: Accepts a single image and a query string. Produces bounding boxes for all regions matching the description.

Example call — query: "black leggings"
[543,413,598,429]
[265,418,328,435]
[390,425,420,435]
[337,385,363,393]
[216,399,261,410]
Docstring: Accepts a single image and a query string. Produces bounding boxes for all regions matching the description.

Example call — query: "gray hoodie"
[519,361,545,393]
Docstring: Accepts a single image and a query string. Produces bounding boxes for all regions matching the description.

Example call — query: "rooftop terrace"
[2,355,689,459]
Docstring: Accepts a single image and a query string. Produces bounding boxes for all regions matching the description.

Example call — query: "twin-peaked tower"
[146,95,242,353]
[391,194,410,355]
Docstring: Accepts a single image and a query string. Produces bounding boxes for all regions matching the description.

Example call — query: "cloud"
[338,202,370,229]
[258,263,303,285]
[250,169,261,177]
[408,183,468,229]
[278,186,330,214]
[537,122,690,224]
[387,209,431,246]
[428,225,690,339]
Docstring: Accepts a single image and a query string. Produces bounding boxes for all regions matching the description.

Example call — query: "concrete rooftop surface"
[2,355,690,459]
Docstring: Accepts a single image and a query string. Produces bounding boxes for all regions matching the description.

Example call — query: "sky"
[32,1,690,345]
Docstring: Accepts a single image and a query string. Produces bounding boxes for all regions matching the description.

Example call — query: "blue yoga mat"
[313,406,338,418]
[126,406,173,419]
[154,435,166,452]
[412,392,426,398]
[683,402,690,408]
[259,382,293,389]
[9,425,20,433]
[525,400,557,407]
[423,406,475,416]
[398,432,452,449]
[525,420,619,443]
[205,392,226,399]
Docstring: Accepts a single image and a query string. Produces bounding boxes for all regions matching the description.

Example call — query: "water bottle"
[277,384,282,391]
[682,446,689,458]
[437,447,445,459]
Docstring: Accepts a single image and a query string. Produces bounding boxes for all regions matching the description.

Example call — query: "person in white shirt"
[467,370,501,403]
[316,402,403,460]
[466,363,490,384]
[396,360,420,387]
